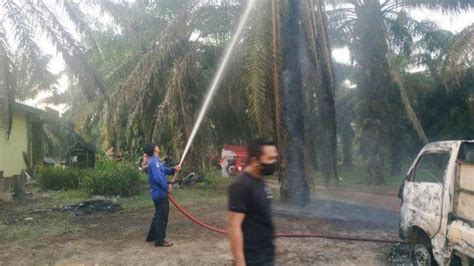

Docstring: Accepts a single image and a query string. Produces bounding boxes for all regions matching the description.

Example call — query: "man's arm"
[163,166,175,176]
[150,160,169,192]
[164,165,180,193]
[228,211,246,266]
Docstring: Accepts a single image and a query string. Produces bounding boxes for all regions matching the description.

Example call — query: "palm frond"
[411,28,452,63]
[442,24,474,89]
[407,28,452,74]
[104,53,142,84]
[242,0,272,135]
[384,9,441,58]
[329,19,356,47]
[91,0,137,40]
[326,8,356,47]
[152,49,196,143]
[25,0,107,99]
[0,25,16,137]
[14,55,59,100]
[384,10,413,57]
[110,10,192,144]
[26,0,84,53]
[59,0,103,59]
[393,0,474,13]
[3,0,56,93]
[385,10,437,34]
[325,0,359,8]
[325,8,357,22]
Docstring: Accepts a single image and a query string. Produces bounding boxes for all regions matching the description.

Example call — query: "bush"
[82,160,141,196]
[37,165,81,190]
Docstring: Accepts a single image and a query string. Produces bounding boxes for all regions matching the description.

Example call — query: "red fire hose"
[167,193,406,244]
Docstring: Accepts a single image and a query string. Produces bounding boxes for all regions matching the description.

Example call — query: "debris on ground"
[31,209,52,214]
[176,172,207,187]
[387,243,414,265]
[62,199,122,216]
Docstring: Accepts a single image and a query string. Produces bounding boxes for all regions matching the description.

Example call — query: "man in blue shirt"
[144,143,180,247]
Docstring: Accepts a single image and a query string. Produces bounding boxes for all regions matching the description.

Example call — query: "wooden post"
[0,172,13,202]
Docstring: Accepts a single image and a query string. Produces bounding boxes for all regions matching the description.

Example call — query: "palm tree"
[0,25,15,137]
[278,0,312,205]
[407,23,474,140]
[334,62,357,167]
[242,0,339,204]
[440,24,474,89]
[0,0,108,136]
[327,0,473,184]
[2,0,244,160]
[300,0,338,187]
[100,0,248,163]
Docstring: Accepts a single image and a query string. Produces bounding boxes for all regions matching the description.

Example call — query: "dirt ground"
[0,187,403,265]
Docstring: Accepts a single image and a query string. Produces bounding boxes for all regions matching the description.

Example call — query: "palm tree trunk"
[271,0,291,201]
[280,0,310,206]
[301,0,338,186]
[341,122,353,167]
[300,43,317,190]
[299,0,318,190]
[313,0,338,186]
[391,68,429,144]
[354,0,392,184]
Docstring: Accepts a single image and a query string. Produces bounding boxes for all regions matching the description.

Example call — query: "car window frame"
[410,151,450,184]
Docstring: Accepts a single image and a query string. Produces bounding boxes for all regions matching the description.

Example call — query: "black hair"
[143,143,156,157]
[247,138,276,163]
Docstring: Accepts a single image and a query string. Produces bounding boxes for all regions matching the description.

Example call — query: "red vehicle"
[221,144,248,175]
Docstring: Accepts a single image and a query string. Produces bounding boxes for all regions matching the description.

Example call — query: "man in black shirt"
[228,139,279,266]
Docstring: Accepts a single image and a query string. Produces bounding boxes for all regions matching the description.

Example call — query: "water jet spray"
[178,0,257,167]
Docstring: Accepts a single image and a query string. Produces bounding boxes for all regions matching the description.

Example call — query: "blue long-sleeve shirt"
[148,156,175,199]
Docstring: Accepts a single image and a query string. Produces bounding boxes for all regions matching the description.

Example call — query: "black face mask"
[261,162,276,176]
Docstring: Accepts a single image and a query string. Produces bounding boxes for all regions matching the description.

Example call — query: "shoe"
[154,241,173,247]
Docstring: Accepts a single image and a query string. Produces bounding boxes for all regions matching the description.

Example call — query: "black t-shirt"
[228,172,275,255]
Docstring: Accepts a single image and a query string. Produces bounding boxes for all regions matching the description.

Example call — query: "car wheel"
[413,244,435,266]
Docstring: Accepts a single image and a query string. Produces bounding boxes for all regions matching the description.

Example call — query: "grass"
[29,169,233,211]
[0,171,231,252]
[265,163,406,194]
[0,205,81,250]
[312,165,404,194]
[0,187,89,249]
[43,189,90,207]
[75,169,226,206]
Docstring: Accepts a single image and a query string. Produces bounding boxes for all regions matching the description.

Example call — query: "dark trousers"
[245,247,274,266]
[146,197,169,245]
[245,252,274,266]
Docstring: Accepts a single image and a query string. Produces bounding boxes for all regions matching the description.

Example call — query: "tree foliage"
[1,0,473,196]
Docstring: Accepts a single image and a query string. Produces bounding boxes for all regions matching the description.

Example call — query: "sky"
[23,5,473,113]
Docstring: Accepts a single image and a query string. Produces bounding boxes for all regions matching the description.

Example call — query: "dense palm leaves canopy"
[0,0,473,203]
[327,0,473,183]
